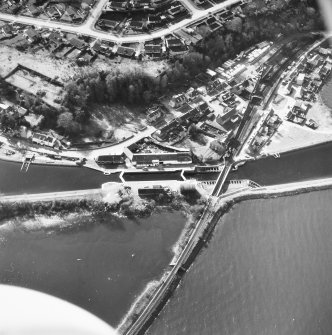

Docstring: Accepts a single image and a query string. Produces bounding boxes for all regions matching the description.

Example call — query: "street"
[0,0,243,43]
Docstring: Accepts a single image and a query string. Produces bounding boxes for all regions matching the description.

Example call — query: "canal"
[123,170,183,182]
[2,141,332,195]
[0,162,183,195]
[0,160,121,195]
[229,142,332,186]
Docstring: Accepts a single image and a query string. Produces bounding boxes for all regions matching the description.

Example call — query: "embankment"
[120,177,332,335]
[0,189,102,203]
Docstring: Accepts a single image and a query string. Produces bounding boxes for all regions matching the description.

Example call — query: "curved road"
[0,0,242,43]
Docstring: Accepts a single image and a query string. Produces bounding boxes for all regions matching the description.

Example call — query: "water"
[0,210,186,327]
[0,160,120,195]
[148,190,332,335]
[321,75,332,110]
[229,142,332,186]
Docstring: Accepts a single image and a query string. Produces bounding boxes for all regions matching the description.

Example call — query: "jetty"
[21,154,35,173]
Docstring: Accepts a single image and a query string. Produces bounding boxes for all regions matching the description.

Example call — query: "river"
[147,190,332,335]
[0,210,186,327]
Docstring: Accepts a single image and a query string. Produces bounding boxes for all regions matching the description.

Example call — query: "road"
[0,0,243,43]
[211,163,232,196]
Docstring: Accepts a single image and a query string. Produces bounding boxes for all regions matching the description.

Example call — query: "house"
[98,19,120,30]
[320,64,332,79]
[1,24,14,37]
[296,73,305,86]
[318,48,331,57]
[132,151,192,166]
[48,31,62,45]
[145,44,162,57]
[146,106,162,123]
[156,118,180,140]
[47,6,62,19]
[0,103,10,111]
[32,133,56,147]
[108,0,128,10]
[185,87,200,100]
[63,6,84,22]
[168,43,188,56]
[179,107,200,123]
[197,102,210,115]
[81,0,95,7]
[16,106,28,116]
[116,46,136,58]
[202,120,227,135]
[27,4,40,16]
[69,37,86,50]
[210,140,226,155]
[25,28,40,43]
[129,20,146,32]
[138,185,171,199]
[177,102,193,114]
[166,37,183,48]
[96,155,125,165]
[217,108,237,126]
[77,52,95,64]
[92,40,112,55]
[170,93,186,108]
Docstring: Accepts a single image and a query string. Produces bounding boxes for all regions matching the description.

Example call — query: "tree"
[57,111,74,132]
[183,52,209,76]
[226,16,243,33]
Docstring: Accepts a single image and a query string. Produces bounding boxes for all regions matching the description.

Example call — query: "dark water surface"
[321,75,332,109]
[148,190,332,335]
[229,142,332,186]
[0,211,186,326]
[0,160,120,195]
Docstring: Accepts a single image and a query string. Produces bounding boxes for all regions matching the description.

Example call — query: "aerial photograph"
[0,0,331,334]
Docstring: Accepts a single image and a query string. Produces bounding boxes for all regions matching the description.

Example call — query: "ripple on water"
[0,211,186,327]
[147,190,332,335]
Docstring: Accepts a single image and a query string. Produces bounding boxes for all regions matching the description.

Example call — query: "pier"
[20,154,35,173]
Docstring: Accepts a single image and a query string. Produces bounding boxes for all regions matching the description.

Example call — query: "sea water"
[148,190,332,335]
[0,210,186,327]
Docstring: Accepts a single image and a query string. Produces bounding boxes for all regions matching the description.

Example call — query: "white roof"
[0,103,9,110]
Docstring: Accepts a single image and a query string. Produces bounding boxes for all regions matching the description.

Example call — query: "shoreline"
[119,177,332,335]
[256,138,332,160]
